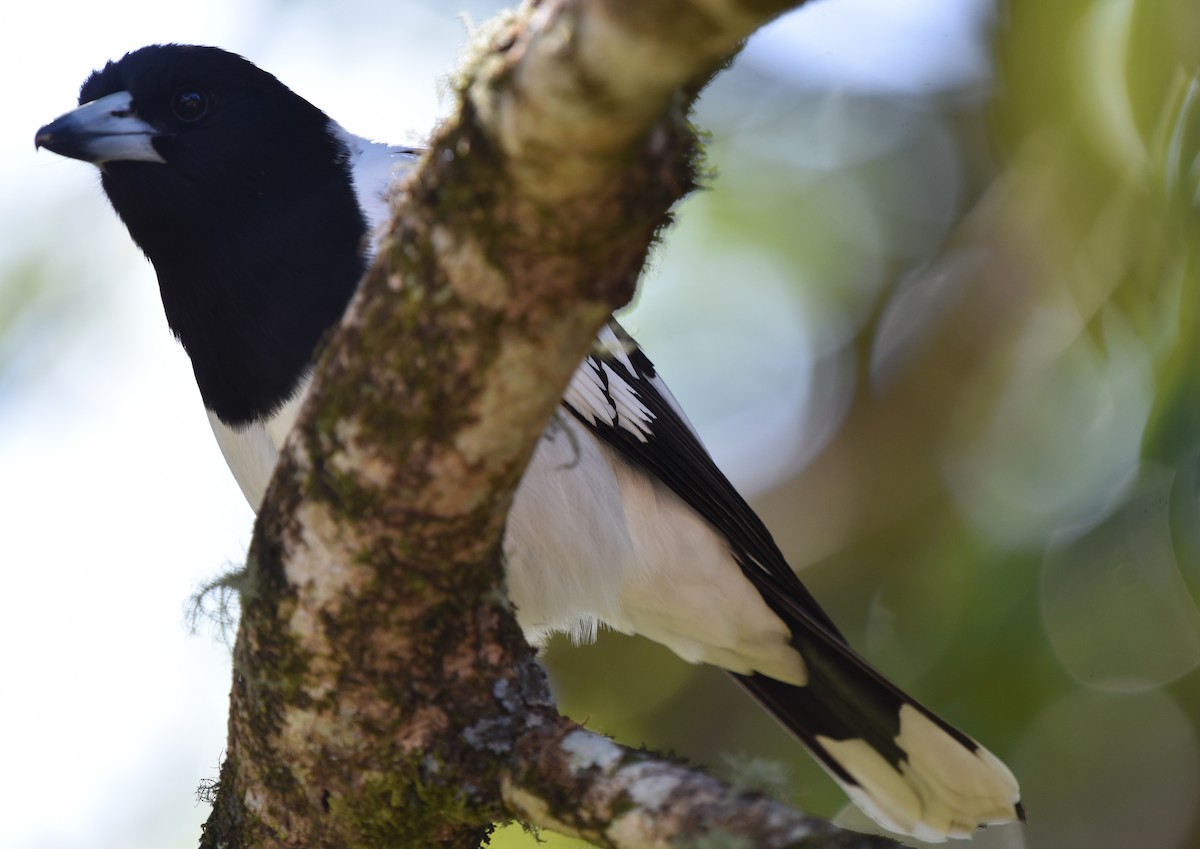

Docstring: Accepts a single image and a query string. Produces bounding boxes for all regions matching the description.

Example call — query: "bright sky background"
[0,2,992,847]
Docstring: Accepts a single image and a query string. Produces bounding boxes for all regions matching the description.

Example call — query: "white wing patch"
[560,323,659,442]
[595,321,703,439]
[563,355,655,442]
[601,362,654,440]
[562,359,614,428]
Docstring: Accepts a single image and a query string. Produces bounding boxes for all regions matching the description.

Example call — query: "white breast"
[206,380,310,509]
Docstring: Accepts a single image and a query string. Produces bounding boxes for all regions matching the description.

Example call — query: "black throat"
[103,143,368,427]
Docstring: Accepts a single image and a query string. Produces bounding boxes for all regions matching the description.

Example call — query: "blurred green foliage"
[496,2,1200,849]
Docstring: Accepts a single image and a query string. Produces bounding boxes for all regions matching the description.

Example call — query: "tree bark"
[199,1,899,847]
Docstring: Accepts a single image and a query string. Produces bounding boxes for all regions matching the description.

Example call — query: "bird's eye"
[171,89,208,123]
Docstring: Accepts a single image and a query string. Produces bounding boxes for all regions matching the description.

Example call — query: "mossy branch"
[197,2,898,848]
[504,722,900,849]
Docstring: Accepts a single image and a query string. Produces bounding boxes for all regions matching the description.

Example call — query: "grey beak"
[36,90,165,165]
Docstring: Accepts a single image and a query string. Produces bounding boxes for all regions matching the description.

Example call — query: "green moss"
[328,753,497,847]
[297,149,509,520]
[234,535,318,715]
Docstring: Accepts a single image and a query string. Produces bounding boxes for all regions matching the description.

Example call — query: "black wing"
[560,319,844,639]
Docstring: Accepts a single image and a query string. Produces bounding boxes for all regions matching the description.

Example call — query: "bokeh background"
[4,1,1199,847]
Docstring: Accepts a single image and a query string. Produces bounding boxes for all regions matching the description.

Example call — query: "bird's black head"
[36,44,369,426]
[71,45,341,213]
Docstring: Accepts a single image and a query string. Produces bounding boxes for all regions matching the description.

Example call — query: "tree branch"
[505,720,898,848]
[197,2,897,847]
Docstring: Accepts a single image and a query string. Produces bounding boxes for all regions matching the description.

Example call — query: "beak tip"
[34,119,65,154]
